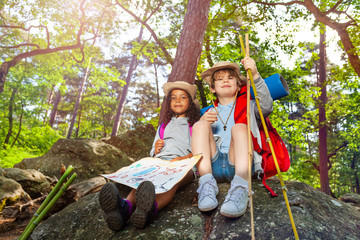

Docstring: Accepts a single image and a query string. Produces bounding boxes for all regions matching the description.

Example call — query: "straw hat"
[163,81,197,99]
[200,61,246,85]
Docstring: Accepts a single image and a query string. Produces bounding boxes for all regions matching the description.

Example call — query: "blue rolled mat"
[250,73,289,100]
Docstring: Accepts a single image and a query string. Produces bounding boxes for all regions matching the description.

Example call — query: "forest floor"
[0,202,40,240]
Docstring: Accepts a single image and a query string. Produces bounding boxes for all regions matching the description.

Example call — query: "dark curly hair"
[159,90,200,127]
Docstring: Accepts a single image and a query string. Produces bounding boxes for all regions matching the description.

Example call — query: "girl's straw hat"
[200,61,246,84]
[163,81,197,99]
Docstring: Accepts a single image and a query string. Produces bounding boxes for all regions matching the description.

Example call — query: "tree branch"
[114,0,173,65]
[248,0,360,77]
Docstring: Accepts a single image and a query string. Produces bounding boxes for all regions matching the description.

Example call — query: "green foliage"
[0,146,37,168]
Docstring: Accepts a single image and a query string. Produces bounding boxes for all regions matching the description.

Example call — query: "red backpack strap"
[189,124,192,136]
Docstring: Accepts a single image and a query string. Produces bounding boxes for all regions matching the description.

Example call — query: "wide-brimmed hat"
[163,81,197,99]
[200,61,246,85]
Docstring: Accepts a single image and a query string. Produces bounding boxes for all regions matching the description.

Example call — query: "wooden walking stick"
[242,34,256,240]
[239,34,299,240]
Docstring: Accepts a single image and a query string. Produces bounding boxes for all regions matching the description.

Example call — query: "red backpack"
[252,117,290,197]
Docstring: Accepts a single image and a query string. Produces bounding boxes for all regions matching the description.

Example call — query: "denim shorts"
[211,147,235,183]
[211,136,254,183]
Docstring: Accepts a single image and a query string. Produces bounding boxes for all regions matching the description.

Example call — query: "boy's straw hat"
[163,81,197,99]
[200,61,246,84]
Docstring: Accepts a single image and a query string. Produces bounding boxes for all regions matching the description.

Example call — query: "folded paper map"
[102,154,202,194]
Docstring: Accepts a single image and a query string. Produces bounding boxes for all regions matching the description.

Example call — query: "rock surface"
[29,178,360,240]
[3,168,51,199]
[14,138,132,182]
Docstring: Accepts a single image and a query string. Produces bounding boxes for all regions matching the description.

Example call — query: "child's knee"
[231,123,247,134]
[193,120,211,131]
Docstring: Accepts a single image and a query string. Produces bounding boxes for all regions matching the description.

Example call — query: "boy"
[192,57,273,217]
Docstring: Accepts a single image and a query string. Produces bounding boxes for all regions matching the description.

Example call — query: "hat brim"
[163,81,197,99]
[201,62,243,85]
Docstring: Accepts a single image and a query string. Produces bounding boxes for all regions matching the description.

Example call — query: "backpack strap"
[159,123,166,140]
[252,122,278,197]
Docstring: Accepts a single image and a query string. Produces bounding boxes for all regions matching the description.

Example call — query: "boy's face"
[210,70,239,98]
[170,89,191,117]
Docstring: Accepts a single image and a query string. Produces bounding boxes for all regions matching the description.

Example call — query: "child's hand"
[241,57,259,79]
[201,110,218,124]
[154,139,164,155]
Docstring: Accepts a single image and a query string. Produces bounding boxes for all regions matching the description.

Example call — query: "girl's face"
[170,89,191,117]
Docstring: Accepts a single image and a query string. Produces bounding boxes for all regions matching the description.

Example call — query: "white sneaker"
[220,176,249,218]
[197,174,219,211]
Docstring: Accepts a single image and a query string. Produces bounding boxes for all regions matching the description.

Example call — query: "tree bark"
[167,0,211,84]
[67,58,92,139]
[111,26,144,137]
[49,90,62,127]
[318,23,330,195]
[159,0,211,122]
[11,103,24,148]
[3,88,16,148]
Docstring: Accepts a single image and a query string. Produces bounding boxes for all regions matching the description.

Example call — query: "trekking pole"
[244,34,256,240]
[19,172,77,240]
[239,34,299,240]
[19,166,75,240]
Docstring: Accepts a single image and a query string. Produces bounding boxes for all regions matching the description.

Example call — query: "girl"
[99,81,200,231]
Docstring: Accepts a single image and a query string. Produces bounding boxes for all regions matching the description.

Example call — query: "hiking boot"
[220,175,249,218]
[99,182,132,231]
[131,181,157,229]
[197,174,219,211]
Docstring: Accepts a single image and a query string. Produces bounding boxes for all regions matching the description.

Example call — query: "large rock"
[0,176,31,211]
[102,124,156,161]
[28,179,360,240]
[3,168,51,198]
[14,138,132,182]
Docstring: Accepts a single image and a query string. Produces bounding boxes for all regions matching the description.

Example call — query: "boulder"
[0,176,31,212]
[3,168,52,198]
[102,124,156,161]
[339,193,360,210]
[14,138,132,182]
[28,179,360,240]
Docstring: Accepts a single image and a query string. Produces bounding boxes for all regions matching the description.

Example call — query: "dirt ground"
[0,202,40,240]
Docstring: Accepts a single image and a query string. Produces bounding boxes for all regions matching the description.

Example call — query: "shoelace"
[197,180,218,200]
[225,184,249,202]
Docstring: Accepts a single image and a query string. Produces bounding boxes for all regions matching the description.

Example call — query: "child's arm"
[149,126,162,157]
[242,57,273,119]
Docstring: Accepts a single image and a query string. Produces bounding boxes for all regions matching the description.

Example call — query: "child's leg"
[220,123,251,218]
[229,123,250,179]
[191,120,217,175]
[155,170,194,209]
[192,120,219,212]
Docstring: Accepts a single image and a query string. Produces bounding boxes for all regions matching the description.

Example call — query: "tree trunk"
[318,23,330,195]
[75,108,82,138]
[11,103,24,148]
[154,62,160,108]
[159,0,212,122]
[49,90,62,127]
[167,0,211,84]
[67,58,92,139]
[350,151,360,194]
[44,87,55,124]
[111,26,144,137]
[3,88,16,149]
